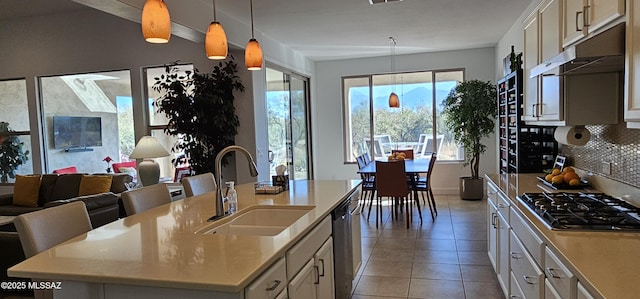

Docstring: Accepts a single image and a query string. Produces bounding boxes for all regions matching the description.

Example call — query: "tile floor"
[351,194,506,299]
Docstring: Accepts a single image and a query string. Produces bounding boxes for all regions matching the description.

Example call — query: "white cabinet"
[523,11,539,122]
[563,0,625,47]
[578,281,596,299]
[544,246,577,298]
[486,181,510,295]
[625,0,640,128]
[510,230,545,299]
[288,237,335,299]
[288,259,317,299]
[246,257,287,299]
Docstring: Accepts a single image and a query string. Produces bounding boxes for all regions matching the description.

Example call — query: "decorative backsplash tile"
[559,123,640,188]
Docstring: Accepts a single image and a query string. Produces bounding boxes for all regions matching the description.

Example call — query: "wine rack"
[498,70,557,173]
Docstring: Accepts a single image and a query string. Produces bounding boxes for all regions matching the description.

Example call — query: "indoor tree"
[0,122,30,183]
[152,59,245,176]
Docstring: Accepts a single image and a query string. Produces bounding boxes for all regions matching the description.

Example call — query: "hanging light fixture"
[245,0,263,71]
[141,0,171,43]
[388,37,400,108]
[205,0,228,59]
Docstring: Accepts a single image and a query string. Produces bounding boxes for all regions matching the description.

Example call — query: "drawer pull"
[497,203,507,209]
[318,258,326,277]
[510,251,522,259]
[313,266,320,285]
[546,267,561,278]
[522,275,537,285]
[510,296,521,299]
[266,280,281,291]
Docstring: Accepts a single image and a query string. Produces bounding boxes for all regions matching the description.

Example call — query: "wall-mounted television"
[53,116,102,149]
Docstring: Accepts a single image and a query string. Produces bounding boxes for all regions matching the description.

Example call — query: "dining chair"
[373,160,418,229]
[363,152,371,165]
[356,155,376,208]
[13,201,93,299]
[414,152,437,221]
[121,183,172,216]
[181,172,217,197]
[392,148,414,160]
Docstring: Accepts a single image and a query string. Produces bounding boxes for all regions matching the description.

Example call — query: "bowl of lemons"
[538,166,588,190]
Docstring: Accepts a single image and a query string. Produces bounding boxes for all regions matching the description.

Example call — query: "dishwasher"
[332,195,353,299]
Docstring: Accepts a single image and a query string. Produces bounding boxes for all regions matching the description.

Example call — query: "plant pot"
[459,176,484,200]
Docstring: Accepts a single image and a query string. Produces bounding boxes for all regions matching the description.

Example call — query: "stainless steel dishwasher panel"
[332,196,353,299]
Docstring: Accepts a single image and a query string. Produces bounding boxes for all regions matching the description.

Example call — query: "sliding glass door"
[266,67,311,180]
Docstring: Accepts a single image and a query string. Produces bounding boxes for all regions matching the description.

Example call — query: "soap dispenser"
[226,181,238,214]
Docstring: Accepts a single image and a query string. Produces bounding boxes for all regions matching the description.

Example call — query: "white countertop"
[487,173,640,299]
[8,180,361,293]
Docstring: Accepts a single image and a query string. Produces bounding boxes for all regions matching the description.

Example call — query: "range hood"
[530,23,625,78]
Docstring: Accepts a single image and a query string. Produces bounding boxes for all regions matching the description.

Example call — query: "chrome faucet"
[212,145,259,220]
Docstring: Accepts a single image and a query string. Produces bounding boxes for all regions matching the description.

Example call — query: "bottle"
[226,181,238,214]
[509,45,518,72]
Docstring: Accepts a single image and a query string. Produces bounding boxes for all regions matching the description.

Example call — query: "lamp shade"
[129,136,170,159]
[141,0,171,43]
[389,92,400,108]
[205,22,228,59]
[245,38,263,71]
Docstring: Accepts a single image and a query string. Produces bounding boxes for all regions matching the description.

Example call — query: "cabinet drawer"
[286,216,331,280]
[545,246,577,299]
[487,182,499,206]
[510,230,544,299]
[510,271,526,299]
[246,257,287,299]
[510,208,544,266]
[545,278,563,299]
[578,281,596,299]
[496,192,510,221]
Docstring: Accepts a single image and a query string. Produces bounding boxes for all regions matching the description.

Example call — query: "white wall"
[312,47,497,194]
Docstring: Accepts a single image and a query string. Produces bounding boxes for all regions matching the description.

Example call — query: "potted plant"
[441,79,497,200]
[152,58,245,176]
[0,122,30,183]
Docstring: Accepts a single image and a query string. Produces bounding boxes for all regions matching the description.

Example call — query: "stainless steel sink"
[198,206,315,236]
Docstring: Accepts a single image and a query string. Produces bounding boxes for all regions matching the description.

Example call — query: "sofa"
[0,173,132,228]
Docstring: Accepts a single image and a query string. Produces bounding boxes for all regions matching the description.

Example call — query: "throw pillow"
[118,167,137,176]
[79,175,113,196]
[12,175,42,207]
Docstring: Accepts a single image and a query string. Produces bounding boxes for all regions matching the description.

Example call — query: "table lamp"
[129,136,170,186]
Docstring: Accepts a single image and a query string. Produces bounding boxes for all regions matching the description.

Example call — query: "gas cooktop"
[518,192,640,231]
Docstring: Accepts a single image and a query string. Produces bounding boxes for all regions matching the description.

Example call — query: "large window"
[39,70,133,174]
[0,79,34,183]
[343,69,464,163]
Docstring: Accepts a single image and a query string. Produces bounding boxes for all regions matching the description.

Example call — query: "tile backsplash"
[560,123,640,188]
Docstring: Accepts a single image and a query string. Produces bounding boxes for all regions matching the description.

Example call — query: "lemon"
[562,166,575,173]
[551,175,564,185]
[563,172,580,184]
[551,168,561,176]
[569,178,581,186]
[545,174,555,182]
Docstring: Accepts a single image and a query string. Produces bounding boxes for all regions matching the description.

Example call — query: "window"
[343,69,464,162]
[144,64,194,181]
[0,79,33,183]
[39,70,133,173]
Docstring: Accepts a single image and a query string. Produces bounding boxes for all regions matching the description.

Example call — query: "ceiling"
[0,0,534,61]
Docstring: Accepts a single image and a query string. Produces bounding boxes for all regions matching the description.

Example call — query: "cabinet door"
[539,0,563,122]
[587,0,624,33]
[315,238,335,299]
[487,202,498,270]
[288,259,318,299]
[577,281,596,299]
[563,0,588,46]
[497,213,510,294]
[246,257,287,299]
[523,12,540,122]
[625,0,640,126]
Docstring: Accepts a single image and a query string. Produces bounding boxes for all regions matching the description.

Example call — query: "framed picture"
[174,167,191,182]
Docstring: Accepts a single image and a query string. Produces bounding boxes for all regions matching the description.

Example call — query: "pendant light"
[388,37,400,108]
[141,0,171,43]
[205,0,228,59]
[245,0,263,71]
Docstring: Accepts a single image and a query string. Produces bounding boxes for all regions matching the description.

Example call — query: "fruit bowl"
[537,167,590,190]
[536,176,589,190]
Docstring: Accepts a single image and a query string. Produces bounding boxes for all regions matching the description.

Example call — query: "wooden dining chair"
[392,148,414,159]
[356,155,376,207]
[414,152,437,221]
[373,160,415,229]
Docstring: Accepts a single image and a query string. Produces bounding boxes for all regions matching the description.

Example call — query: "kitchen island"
[487,173,640,299]
[8,180,361,298]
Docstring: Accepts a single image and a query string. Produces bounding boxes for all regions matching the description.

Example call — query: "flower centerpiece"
[103,156,113,173]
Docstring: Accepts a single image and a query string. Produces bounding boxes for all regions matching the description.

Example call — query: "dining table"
[356,157,435,222]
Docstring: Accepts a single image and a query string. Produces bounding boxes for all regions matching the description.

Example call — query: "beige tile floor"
[351,194,506,299]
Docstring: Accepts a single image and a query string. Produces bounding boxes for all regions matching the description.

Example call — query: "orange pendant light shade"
[389,92,400,108]
[205,22,228,59]
[141,0,171,43]
[245,38,263,71]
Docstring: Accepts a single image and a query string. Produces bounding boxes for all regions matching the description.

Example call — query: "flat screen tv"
[53,116,102,149]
